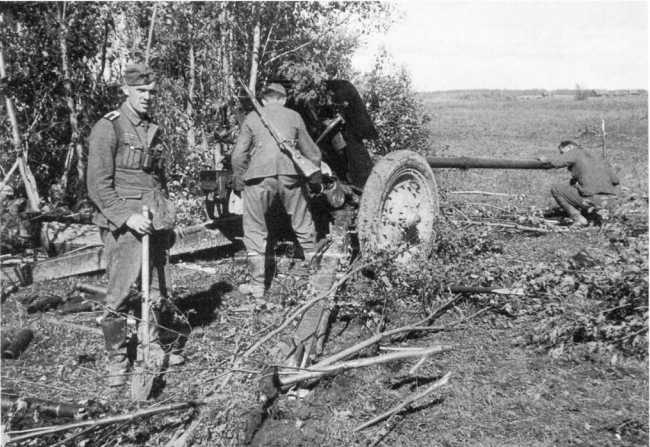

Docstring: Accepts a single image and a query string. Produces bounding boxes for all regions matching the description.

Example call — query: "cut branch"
[450,219,552,233]
[312,294,462,369]
[448,190,513,197]
[353,371,452,432]
[4,401,203,444]
[242,260,371,358]
[279,346,451,387]
[166,260,371,447]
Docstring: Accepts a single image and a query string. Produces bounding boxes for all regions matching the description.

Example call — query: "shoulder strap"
[103,110,120,121]
[107,114,123,146]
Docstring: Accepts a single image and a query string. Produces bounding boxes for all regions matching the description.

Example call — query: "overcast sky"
[352,1,648,91]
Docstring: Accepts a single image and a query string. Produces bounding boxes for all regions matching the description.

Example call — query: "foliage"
[1,2,396,214]
[337,202,648,361]
[355,49,431,156]
[524,234,648,359]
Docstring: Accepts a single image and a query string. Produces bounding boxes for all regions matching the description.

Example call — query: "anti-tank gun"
[198,79,556,258]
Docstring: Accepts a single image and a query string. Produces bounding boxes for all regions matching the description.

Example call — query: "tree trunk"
[145,3,157,65]
[96,10,110,86]
[0,13,40,211]
[218,5,232,97]
[248,12,261,94]
[186,43,196,152]
[58,3,84,192]
[0,16,21,153]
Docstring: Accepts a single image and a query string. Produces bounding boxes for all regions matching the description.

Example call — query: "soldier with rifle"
[232,82,323,298]
[87,64,181,391]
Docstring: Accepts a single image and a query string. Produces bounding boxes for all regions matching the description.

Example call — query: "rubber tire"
[357,150,439,257]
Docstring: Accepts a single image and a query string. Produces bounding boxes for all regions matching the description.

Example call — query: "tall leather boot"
[101,317,130,387]
[238,254,266,298]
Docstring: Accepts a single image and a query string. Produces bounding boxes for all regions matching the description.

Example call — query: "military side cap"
[124,64,155,86]
[263,82,286,96]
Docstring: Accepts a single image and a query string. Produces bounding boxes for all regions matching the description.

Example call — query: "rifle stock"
[237,79,319,178]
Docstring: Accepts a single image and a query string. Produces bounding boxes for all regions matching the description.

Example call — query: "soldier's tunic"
[548,148,620,215]
[87,102,170,313]
[231,103,322,280]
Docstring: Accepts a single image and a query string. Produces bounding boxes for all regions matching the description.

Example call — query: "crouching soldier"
[87,64,181,388]
[232,82,322,298]
[540,140,620,226]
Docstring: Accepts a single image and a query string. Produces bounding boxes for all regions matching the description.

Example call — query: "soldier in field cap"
[86,63,182,390]
[232,81,323,298]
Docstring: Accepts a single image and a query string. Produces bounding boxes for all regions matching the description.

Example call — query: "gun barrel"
[427,156,553,170]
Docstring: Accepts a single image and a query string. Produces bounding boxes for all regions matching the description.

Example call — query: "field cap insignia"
[263,82,286,97]
[103,110,120,120]
[124,64,155,86]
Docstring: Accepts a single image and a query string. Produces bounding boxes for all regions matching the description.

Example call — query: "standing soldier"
[87,64,179,388]
[232,83,322,298]
[541,140,620,226]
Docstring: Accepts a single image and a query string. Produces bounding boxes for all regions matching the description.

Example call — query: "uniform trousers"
[242,175,315,283]
[100,228,170,354]
[551,183,615,217]
[101,228,169,312]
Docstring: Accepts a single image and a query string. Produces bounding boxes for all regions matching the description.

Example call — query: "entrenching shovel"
[131,206,154,401]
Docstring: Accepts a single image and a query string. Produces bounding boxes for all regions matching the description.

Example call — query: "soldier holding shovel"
[87,64,181,398]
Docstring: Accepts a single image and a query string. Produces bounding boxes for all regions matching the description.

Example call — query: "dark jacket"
[87,102,165,230]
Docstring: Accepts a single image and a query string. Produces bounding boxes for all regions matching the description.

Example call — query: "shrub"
[355,50,430,156]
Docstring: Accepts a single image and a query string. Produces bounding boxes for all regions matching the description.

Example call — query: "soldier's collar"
[121,103,150,126]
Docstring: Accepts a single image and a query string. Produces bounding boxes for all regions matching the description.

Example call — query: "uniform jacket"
[87,102,166,231]
[231,103,322,182]
[550,148,619,196]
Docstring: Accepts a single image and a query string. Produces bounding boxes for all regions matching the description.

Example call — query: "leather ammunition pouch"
[112,119,163,172]
[108,114,174,230]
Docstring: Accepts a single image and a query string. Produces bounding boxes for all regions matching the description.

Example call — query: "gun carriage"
[198,80,554,260]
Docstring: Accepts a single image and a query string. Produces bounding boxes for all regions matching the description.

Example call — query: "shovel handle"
[141,206,150,358]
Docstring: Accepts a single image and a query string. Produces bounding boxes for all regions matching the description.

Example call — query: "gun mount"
[196,79,561,263]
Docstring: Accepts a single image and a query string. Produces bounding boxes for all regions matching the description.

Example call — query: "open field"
[1,92,647,446]
[421,92,648,207]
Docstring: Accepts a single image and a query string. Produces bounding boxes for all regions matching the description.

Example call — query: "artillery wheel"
[357,150,439,258]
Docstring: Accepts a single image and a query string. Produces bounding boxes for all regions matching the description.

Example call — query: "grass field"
[1,92,647,446]
[421,92,648,208]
